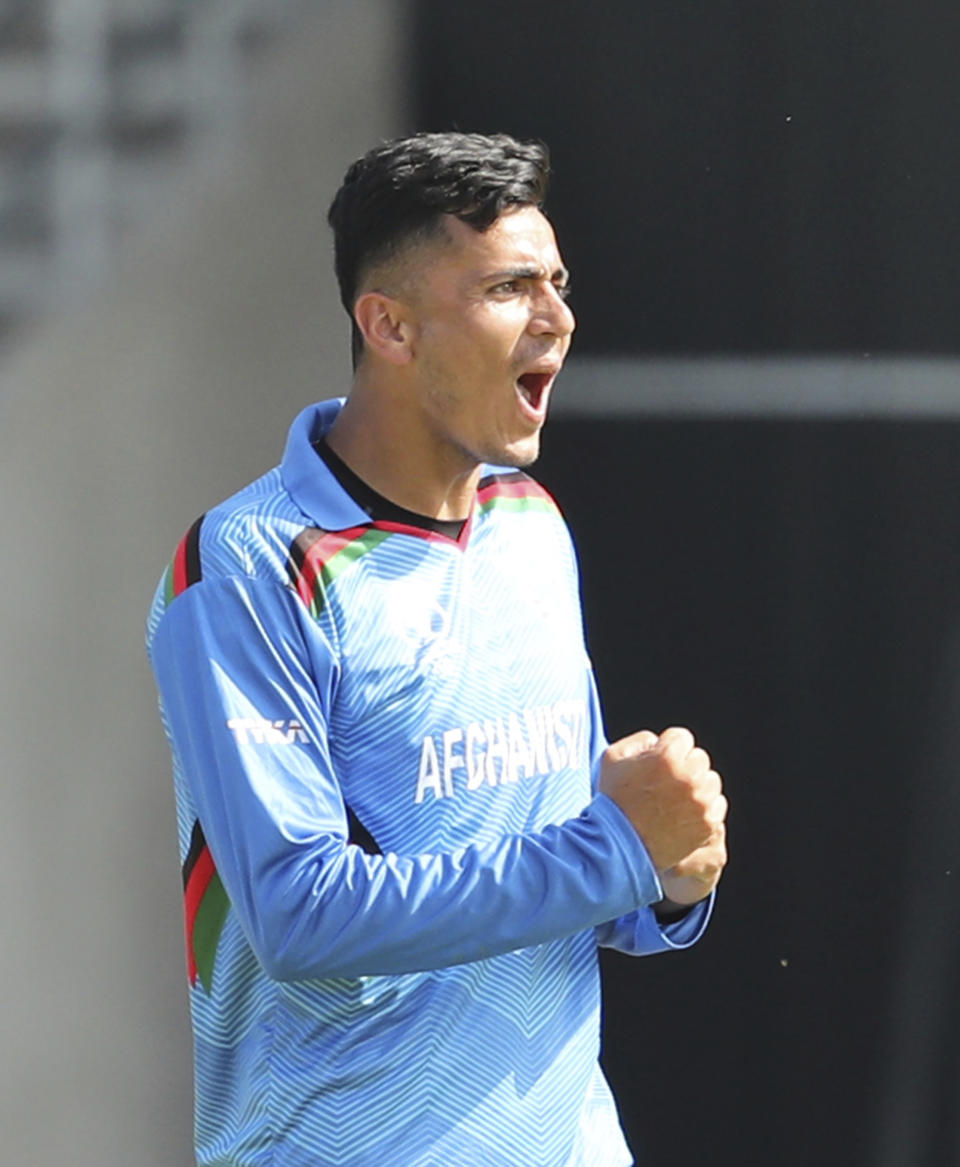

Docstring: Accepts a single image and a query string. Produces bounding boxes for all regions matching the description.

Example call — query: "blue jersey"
[146,399,711,1167]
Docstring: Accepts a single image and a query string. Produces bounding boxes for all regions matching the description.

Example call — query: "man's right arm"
[150,574,668,982]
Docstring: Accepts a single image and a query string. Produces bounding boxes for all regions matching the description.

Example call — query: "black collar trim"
[312,439,467,540]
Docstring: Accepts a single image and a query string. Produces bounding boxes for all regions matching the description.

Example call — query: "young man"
[147,132,727,1167]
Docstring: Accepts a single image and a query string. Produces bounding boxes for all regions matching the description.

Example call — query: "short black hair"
[328,131,551,362]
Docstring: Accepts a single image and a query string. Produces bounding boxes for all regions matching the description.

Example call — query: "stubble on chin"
[490,431,542,470]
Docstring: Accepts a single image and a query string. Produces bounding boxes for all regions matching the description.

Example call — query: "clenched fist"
[599,727,728,902]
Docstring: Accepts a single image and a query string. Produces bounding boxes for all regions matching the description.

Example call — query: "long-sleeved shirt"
[146,397,711,1167]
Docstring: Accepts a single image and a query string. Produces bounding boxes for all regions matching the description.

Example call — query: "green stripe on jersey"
[193,872,230,995]
[478,495,559,517]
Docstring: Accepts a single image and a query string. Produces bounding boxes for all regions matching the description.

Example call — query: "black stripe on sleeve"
[182,819,207,889]
[184,515,205,588]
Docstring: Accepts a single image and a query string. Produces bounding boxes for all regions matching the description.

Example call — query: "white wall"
[0,4,405,1162]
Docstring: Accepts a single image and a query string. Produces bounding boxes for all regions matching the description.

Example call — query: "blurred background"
[1,2,958,1163]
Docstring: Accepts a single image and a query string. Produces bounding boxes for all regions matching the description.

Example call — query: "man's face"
[404,205,575,470]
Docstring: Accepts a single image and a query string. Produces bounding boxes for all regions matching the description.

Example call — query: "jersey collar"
[281,397,519,535]
[280,399,372,531]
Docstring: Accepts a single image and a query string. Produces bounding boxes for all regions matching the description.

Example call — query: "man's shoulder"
[152,465,315,606]
[476,465,564,521]
[197,467,318,580]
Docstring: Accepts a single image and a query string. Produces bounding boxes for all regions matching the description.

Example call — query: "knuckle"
[688,746,712,772]
[704,770,723,800]
[609,729,658,762]
[660,726,695,752]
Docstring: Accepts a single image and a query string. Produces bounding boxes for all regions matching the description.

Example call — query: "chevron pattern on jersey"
[213,935,627,1167]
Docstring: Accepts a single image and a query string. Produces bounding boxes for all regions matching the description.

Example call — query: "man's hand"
[599,727,728,902]
[657,825,727,905]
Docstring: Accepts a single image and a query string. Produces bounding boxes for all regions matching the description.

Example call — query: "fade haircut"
[328,131,551,364]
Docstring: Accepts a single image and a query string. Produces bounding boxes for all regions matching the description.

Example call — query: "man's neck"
[324,382,480,522]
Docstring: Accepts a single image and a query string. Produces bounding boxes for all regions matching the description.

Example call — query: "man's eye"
[492,280,520,294]
[556,284,573,301]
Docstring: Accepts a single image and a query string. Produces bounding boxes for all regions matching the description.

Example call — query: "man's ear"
[353,291,414,365]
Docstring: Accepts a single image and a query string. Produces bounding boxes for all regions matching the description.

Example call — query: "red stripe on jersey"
[184,845,216,987]
[293,525,371,607]
[370,518,462,545]
[172,531,190,596]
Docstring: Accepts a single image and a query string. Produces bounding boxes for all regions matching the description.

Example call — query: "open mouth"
[516,372,552,412]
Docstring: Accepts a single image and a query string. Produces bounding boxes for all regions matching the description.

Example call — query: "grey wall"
[0,4,405,1162]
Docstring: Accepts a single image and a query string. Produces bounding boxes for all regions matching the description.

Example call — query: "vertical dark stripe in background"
[412,5,960,1161]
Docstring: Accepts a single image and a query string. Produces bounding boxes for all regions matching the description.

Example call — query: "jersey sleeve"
[595,893,715,955]
[149,574,665,981]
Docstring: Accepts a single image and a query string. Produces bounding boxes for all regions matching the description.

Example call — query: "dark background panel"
[536,417,960,1166]
[413,0,960,354]
[412,6,960,1160]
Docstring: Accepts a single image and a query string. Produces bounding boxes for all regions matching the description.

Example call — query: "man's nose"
[530,284,576,338]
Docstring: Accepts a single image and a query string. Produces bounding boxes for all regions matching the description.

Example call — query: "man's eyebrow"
[484,264,571,284]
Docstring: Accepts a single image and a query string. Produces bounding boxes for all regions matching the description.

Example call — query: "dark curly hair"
[328,131,551,363]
